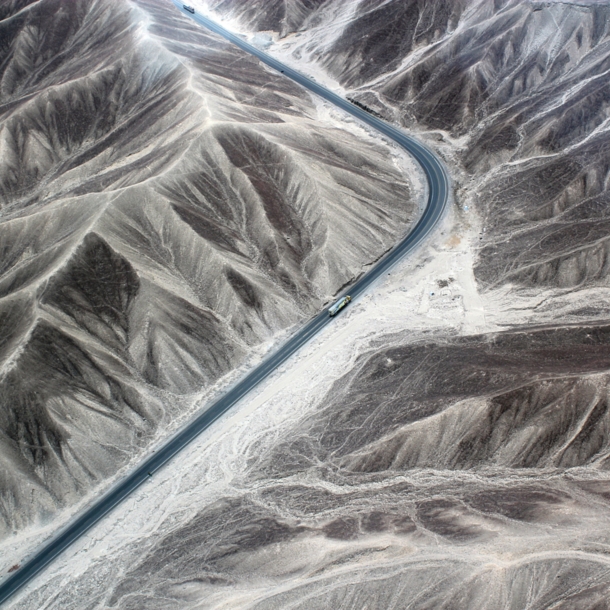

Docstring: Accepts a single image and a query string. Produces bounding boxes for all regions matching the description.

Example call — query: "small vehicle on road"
[328,295,351,317]
[183,5,195,13]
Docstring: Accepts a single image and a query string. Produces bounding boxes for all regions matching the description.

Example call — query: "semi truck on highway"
[328,296,351,316]
[183,5,194,13]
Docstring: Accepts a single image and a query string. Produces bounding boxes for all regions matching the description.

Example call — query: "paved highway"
[0,4,449,605]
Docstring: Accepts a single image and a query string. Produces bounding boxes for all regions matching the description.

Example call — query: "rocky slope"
[7,0,610,608]
[9,1,605,608]
[11,312,610,610]
[219,0,610,308]
[0,0,416,543]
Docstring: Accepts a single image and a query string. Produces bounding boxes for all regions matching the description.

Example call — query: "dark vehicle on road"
[183,5,194,13]
[329,296,351,316]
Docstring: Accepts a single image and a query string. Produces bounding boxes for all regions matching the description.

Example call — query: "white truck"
[328,296,351,317]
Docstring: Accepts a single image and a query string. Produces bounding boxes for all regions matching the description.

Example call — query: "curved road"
[0,5,449,605]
